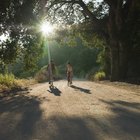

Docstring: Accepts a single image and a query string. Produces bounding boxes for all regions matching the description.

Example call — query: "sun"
[40,22,54,35]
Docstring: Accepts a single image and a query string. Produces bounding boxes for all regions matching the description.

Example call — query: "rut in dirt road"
[0,80,140,140]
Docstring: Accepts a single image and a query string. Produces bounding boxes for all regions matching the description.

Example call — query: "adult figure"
[47,59,56,87]
[66,62,73,86]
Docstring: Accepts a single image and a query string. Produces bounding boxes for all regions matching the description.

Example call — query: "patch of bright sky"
[0,34,8,43]
[84,0,103,4]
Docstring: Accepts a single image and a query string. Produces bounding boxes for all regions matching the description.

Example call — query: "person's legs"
[70,73,72,85]
[47,68,54,87]
[67,72,70,86]
[67,72,73,86]
[48,72,51,84]
[48,71,53,86]
[49,73,54,87]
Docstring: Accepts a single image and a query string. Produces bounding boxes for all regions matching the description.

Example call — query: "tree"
[0,0,140,81]
[0,0,44,72]
[43,0,140,81]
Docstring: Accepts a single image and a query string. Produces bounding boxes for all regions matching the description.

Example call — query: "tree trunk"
[104,46,111,79]
[107,0,130,81]
[119,44,128,80]
[110,40,128,81]
[110,40,119,81]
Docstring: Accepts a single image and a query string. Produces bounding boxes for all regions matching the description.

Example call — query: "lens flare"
[40,22,54,35]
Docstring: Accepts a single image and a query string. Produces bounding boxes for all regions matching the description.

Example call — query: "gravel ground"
[0,80,140,140]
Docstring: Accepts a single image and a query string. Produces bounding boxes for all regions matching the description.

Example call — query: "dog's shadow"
[47,86,62,96]
[70,85,91,94]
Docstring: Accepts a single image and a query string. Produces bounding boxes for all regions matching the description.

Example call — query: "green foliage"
[35,65,60,82]
[0,0,107,80]
[45,0,140,81]
[0,39,19,65]
[22,35,43,70]
[0,73,36,91]
[94,38,111,78]
[1,0,139,81]
[41,41,100,78]
[90,71,106,81]
[86,67,100,79]
[35,65,48,82]
[0,73,16,87]
[0,0,45,74]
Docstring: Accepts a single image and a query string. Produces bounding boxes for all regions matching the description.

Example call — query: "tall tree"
[0,0,44,72]
[43,0,140,81]
[0,0,140,81]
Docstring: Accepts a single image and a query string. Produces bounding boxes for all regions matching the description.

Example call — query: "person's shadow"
[70,85,91,94]
[47,86,62,96]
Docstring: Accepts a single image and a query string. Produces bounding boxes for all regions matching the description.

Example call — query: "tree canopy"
[0,0,140,81]
[44,0,140,81]
[0,0,44,71]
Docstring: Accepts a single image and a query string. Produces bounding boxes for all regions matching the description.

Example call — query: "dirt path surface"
[0,80,140,140]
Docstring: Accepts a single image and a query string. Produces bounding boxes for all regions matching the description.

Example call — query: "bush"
[35,66,48,82]
[0,73,36,91]
[86,67,99,79]
[35,65,62,83]
[0,73,16,87]
[90,71,106,81]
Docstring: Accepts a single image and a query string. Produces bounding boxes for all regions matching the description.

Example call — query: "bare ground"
[0,80,140,140]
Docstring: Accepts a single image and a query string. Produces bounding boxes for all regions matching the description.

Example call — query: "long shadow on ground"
[70,85,91,94]
[99,99,140,138]
[41,100,139,140]
[0,89,140,140]
[40,116,97,140]
[0,87,30,98]
[47,86,62,96]
[0,89,43,140]
[29,106,140,140]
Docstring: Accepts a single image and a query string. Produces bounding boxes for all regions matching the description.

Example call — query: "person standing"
[66,62,73,86]
[47,59,56,87]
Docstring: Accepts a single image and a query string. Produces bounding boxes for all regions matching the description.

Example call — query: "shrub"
[89,71,106,81]
[35,65,62,83]
[0,73,16,87]
[0,73,36,92]
[86,67,99,79]
[35,66,48,82]
[94,71,106,81]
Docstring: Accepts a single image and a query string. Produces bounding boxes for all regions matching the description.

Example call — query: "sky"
[0,34,7,43]
[84,0,103,3]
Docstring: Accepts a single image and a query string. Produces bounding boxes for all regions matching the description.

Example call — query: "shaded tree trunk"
[110,41,128,81]
[110,40,119,81]
[108,0,129,81]
[104,46,111,79]
[119,44,128,80]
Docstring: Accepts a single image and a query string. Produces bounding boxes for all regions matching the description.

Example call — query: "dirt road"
[0,80,140,140]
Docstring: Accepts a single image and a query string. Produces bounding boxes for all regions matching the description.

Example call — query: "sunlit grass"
[0,73,36,91]
[0,73,16,87]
